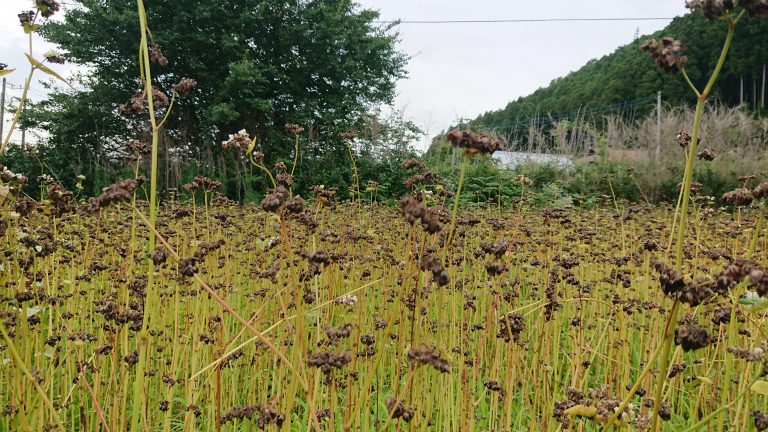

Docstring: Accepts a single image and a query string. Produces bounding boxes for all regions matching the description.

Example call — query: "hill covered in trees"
[466,11,768,139]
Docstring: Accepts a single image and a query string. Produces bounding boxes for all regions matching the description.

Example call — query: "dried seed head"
[306,350,352,375]
[753,410,768,431]
[385,397,414,422]
[741,0,768,16]
[685,0,735,20]
[35,0,60,18]
[421,254,449,286]
[149,43,169,66]
[654,262,686,297]
[696,148,715,161]
[674,326,711,352]
[407,344,450,373]
[753,182,768,200]
[641,38,688,73]
[88,177,147,212]
[722,188,754,206]
[284,123,305,134]
[221,129,252,153]
[172,78,197,97]
[445,130,504,156]
[260,186,290,212]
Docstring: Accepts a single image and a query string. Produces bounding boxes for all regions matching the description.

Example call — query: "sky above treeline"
[0,0,684,150]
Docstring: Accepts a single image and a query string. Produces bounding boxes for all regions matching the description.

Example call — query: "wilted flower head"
[35,0,60,18]
[88,177,147,212]
[697,148,715,161]
[407,344,450,373]
[149,43,168,66]
[340,131,357,141]
[685,0,734,20]
[124,139,150,155]
[722,188,754,206]
[740,0,768,16]
[446,130,504,156]
[641,37,688,73]
[284,123,304,135]
[118,87,169,115]
[18,11,35,26]
[753,182,768,200]
[172,78,197,97]
[674,325,711,352]
[221,129,252,153]
[43,51,65,64]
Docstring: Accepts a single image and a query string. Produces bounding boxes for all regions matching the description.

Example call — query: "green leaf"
[25,54,74,89]
[22,23,41,34]
[564,405,597,418]
[26,305,42,318]
[0,69,15,77]
[751,381,768,395]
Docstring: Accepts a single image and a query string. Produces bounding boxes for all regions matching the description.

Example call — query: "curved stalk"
[649,17,739,432]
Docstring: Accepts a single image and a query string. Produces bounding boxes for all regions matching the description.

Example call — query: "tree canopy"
[19,0,409,199]
[466,12,768,143]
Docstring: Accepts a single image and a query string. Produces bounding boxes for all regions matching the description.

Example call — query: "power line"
[374,17,683,25]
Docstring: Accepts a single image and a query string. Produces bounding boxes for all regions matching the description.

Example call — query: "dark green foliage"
[468,13,768,139]
[23,0,408,200]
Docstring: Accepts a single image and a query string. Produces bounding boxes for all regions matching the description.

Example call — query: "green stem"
[444,152,469,254]
[0,322,65,430]
[649,17,738,432]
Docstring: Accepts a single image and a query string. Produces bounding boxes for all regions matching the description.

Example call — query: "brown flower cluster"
[754,410,768,431]
[172,78,197,97]
[221,129,252,153]
[401,159,426,171]
[421,254,449,286]
[284,123,305,134]
[18,11,35,26]
[149,43,168,66]
[497,312,525,343]
[399,196,441,234]
[685,0,734,19]
[407,344,450,373]
[654,262,713,306]
[754,182,768,200]
[47,182,74,217]
[445,130,504,156]
[260,186,305,214]
[640,38,688,73]
[674,325,711,352]
[88,177,147,212]
[722,187,754,206]
[124,139,150,155]
[44,52,65,65]
[35,0,60,18]
[219,404,285,428]
[306,350,352,375]
[118,87,169,116]
[697,148,715,161]
[385,397,414,422]
[741,0,768,16]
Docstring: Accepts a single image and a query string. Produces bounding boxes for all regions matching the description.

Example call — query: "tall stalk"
[648,13,741,432]
[128,1,161,431]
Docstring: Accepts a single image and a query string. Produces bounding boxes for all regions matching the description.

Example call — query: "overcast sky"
[0,0,686,150]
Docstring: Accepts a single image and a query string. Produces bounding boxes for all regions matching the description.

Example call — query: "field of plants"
[2,176,768,431]
[2,0,768,431]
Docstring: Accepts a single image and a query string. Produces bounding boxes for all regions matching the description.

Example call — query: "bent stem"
[649,15,740,432]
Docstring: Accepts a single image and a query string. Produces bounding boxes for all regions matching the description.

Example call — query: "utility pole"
[762,63,765,108]
[0,78,5,142]
[655,91,661,159]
